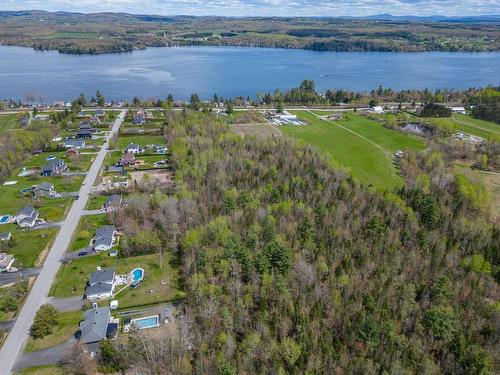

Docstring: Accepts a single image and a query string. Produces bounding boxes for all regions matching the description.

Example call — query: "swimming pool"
[131,315,159,330]
[0,215,10,224]
[131,267,144,283]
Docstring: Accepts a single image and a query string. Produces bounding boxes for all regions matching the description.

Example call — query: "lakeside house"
[42,158,67,176]
[102,195,122,212]
[93,225,117,251]
[0,252,15,272]
[84,267,116,300]
[16,206,39,228]
[118,152,136,167]
[64,139,86,149]
[79,304,117,357]
[450,106,466,114]
[31,182,58,198]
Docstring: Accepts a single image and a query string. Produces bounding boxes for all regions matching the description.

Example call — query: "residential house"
[95,109,105,117]
[64,139,86,149]
[93,225,116,251]
[76,128,94,139]
[154,146,167,154]
[371,106,384,114]
[102,195,122,212]
[125,143,143,154]
[0,232,11,241]
[133,110,146,125]
[41,158,67,176]
[66,148,80,158]
[19,117,29,128]
[84,267,116,300]
[79,305,117,356]
[118,152,136,167]
[450,106,466,114]
[16,206,39,228]
[32,182,58,198]
[145,110,154,121]
[0,252,14,272]
[89,115,101,125]
[52,101,65,108]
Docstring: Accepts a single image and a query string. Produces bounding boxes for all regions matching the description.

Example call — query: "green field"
[452,114,500,140]
[116,134,167,149]
[25,310,82,352]
[0,113,21,132]
[0,225,58,267]
[50,253,184,309]
[282,111,423,190]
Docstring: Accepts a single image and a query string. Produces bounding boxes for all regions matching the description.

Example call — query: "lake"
[0,46,499,101]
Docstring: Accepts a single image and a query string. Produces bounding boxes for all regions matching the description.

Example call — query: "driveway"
[0,110,126,374]
[12,337,76,372]
[0,268,41,287]
[29,222,62,230]
[46,296,85,312]
[0,319,16,332]
[63,246,95,261]
[81,209,103,216]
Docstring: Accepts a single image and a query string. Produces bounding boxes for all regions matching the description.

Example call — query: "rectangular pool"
[131,315,159,330]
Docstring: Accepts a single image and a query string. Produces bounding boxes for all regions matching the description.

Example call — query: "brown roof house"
[118,152,136,167]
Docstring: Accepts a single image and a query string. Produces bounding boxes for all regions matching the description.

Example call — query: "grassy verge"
[116,134,167,149]
[15,365,65,375]
[24,310,82,352]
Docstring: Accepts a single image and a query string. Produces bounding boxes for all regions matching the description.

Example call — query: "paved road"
[0,268,41,287]
[0,110,126,374]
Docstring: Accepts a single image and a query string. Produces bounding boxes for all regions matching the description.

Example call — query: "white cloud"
[1,0,499,16]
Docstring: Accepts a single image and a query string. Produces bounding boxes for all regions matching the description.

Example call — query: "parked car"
[78,251,87,257]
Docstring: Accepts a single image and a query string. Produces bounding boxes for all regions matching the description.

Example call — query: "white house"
[125,143,143,154]
[84,267,116,300]
[450,107,466,114]
[93,225,117,252]
[16,206,39,228]
[371,106,384,114]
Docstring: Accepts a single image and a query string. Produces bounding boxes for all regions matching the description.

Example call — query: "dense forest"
[0,11,498,54]
[74,110,499,375]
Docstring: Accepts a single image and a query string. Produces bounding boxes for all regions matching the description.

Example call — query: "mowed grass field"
[452,114,500,140]
[0,113,21,132]
[281,111,425,190]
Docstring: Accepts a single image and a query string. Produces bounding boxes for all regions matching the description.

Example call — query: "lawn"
[282,111,405,190]
[0,113,21,132]
[69,214,111,252]
[25,310,82,352]
[0,175,83,221]
[116,134,167,149]
[0,224,58,267]
[452,114,500,141]
[24,151,93,172]
[338,113,425,152]
[50,253,185,309]
[14,365,64,375]
[85,195,109,210]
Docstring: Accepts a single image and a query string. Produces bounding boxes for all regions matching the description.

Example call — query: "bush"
[30,304,58,339]
[420,103,452,118]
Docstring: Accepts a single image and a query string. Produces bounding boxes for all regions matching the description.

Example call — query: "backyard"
[50,252,185,309]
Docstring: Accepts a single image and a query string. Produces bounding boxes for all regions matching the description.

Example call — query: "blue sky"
[1,0,499,17]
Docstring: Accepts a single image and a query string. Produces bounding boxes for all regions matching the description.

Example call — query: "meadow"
[281,111,424,190]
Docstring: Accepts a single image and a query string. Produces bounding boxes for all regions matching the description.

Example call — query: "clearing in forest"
[280,111,424,190]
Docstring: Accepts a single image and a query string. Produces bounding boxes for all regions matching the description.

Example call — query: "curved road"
[0,110,126,374]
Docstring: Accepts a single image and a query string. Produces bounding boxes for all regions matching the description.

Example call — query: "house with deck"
[32,182,58,198]
[79,304,118,356]
[93,225,117,251]
[84,267,116,300]
[41,158,67,176]
[16,206,39,228]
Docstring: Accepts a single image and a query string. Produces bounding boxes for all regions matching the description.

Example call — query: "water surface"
[0,46,498,101]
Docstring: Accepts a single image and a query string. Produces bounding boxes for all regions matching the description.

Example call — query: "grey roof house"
[64,139,86,149]
[93,225,116,251]
[79,305,116,356]
[103,195,122,212]
[84,267,116,300]
[32,182,57,198]
[0,252,14,272]
[16,206,39,228]
[0,232,12,241]
[41,159,67,176]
